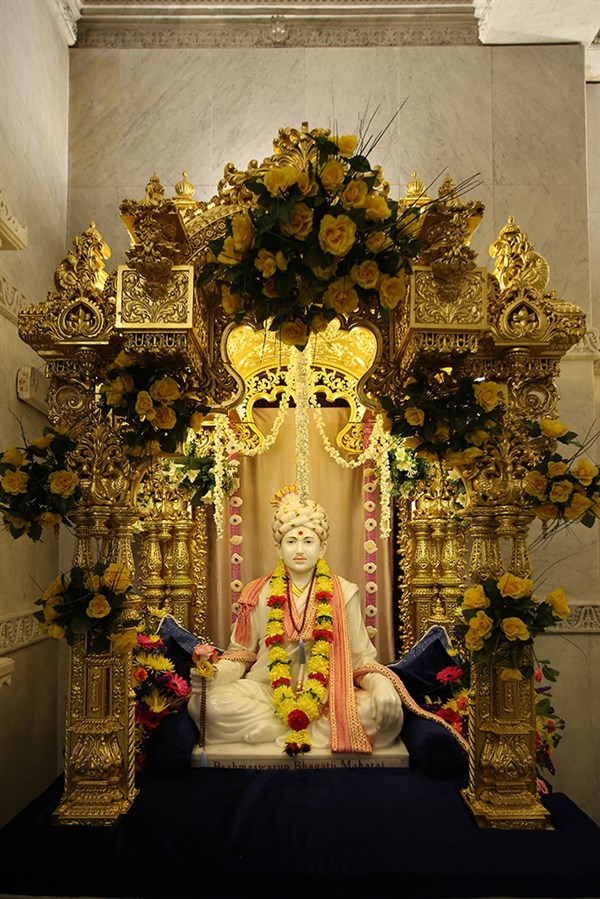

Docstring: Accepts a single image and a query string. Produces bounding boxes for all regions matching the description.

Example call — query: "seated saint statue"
[188,486,407,756]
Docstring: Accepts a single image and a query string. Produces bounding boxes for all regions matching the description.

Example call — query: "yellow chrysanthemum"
[297,693,321,721]
[146,687,171,714]
[268,645,289,665]
[144,654,175,673]
[307,655,330,677]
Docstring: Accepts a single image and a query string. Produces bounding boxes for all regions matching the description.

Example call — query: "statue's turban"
[271,485,329,545]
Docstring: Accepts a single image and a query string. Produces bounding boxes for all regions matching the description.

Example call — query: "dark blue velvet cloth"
[1,768,599,899]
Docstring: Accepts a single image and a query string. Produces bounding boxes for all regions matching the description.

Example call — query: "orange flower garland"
[266,557,333,755]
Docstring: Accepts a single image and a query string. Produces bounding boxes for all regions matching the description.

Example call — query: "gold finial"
[405,171,427,200]
[301,121,309,132]
[438,174,456,198]
[175,171,196,201]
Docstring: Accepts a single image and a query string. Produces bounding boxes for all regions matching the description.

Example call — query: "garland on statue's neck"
[266,557,334,756]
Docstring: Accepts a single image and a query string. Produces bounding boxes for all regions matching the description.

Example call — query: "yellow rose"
[549,479,574,504]
[38,512,62,529]
[462,584,490,609]
[464,629,484,651]
[350,260,380,290]
[535,502,559,521]
[86,593,112,619]
[341,179,368,209]
[547,460,568,478]
[263,165,297,196]
[463,447,484,464]
[196,659,215,679]
[48,470,79,498]
[254,248,278,278]
[280,319,309,347]
[500,668,523,681]
[45,623,66,640]
[2,469,29,495]
[572,457,599,486]
[145,439,162,456]
[404,407,425,427]
[523,470,548,499]
[152,405,177,430]
[431,423,450,444]
[42,575,64,601]
[497,572,533,599]
[102,563,133,593]
[444,450,467,467]
[84,571,102,592]
[3,513,28,531]
[112,350,135,368]
[468,609,494,638]
[149,377,181,405]
[501,616,531,641]
[399,209,422,237]
[540,418,569,438]
[465,429,489,447]
[231,211,255,255]
[311,262,338,281]
[365,194,391,222]
[110,629,138,653]
[221,285,244,315]
[295,170,317,196]
[591,492,600,517]
[473,380,501,412]
[261,279,279,299]
[281,202,314,240]
[378,273,406,310]
[323,278,359,315]
[217,235,240,266]
[1,447,25,467]
[335,134,358,158]
[310,314,329,334]
[565,493,593,521]
[319,158,346,193]
[366,230,393,254]
[318,214,357,258]
[189,412,205,433]
[545,588,570,620]
[135,390,155,419]
[30,434,54,450]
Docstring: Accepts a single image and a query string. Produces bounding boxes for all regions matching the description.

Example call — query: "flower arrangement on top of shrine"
[99,352,210,458]
[197,130,423,347]
[33,561,138,653]
[0,426,81,541]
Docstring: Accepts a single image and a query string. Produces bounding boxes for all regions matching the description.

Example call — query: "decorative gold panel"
[116,264,194,329]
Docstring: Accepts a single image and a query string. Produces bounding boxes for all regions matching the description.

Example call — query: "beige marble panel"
[590,213,600,326]
[491,45,587,186]
[587,84,600,215]
[117,49,213,189]
[304,47,400,185]
[210,49,305,188]
[69,50,121,188]
[493,183,591,315]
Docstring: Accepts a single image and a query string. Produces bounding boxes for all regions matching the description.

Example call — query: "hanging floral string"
[290,348,310,503]
[211,413,230,540]
[227,419,243,622]
[362,421,379,644]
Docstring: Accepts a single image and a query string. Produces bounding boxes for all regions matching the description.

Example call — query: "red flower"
[272,677,291,689]
[285,742,300,756]
[137,634,165,651]
[265,634,284,647]
[436,707,463,732]
[436,665,463,685]
[534,668,543,683]
[313,628,333,643]
[308,672,327,686]
[267,594,286,607]
[133,667,148,682]
[288,708,310,731]
[315,591,332,601]
[165,673,190,698]
[455,695,468,712]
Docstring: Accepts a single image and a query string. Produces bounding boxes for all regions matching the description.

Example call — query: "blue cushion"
[388,626,458,702]
[401,710,467,779]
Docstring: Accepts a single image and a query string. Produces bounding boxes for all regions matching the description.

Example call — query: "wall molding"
[0,275,28,327]
[0,191,28,252]
[549,601,600,634]
[0,612,46,654]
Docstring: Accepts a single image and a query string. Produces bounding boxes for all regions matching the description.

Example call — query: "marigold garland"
[266,557,333,755]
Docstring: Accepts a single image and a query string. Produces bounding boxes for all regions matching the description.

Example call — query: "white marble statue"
[188,486,404,756]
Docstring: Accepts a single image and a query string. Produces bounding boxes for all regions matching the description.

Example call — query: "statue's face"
[278,526,324,579]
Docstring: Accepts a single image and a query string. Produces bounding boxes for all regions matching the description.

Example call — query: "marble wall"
[0,1,71,826]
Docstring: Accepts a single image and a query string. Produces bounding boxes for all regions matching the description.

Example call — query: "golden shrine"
[15,123,585,829]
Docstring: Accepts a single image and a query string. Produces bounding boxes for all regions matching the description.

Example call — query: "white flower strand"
[290,348,310,504]
[211,412,230,540]
[231,383,292,459]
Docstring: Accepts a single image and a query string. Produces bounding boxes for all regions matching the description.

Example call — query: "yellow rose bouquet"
[33,560,137,652]
[198,127,424,346]
[0,426,81,542]
[380,368,504,464]
[454,571,568,678]
[523,420,600,529]
[99,354,209,457]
